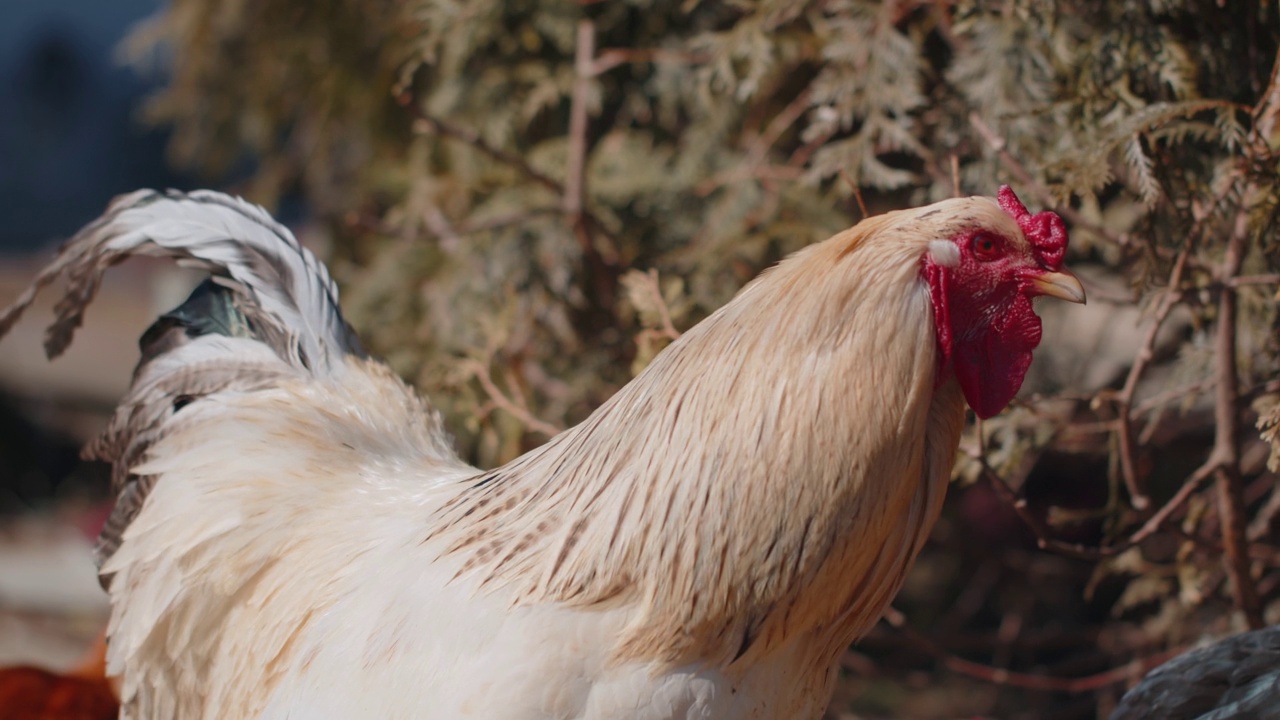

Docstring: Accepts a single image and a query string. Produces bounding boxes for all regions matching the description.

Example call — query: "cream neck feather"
[432,200,1004,671]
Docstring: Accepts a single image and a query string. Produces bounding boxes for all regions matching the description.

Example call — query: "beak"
[1031,269,1086,304]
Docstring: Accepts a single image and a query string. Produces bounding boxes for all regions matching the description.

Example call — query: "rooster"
[0,186,1082,719]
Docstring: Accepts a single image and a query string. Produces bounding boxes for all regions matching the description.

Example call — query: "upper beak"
[1031,269,1086,304]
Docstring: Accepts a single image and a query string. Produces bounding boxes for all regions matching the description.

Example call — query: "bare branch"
[880,608,1183,693]
[564,20,594,227]
[838,169,869,220]
[590,48,711,76]
[970,446,1217,562]
[1229,274,1280,287]
[1111,180,1239,508]
[1212,204,1265,629]
[632,269,682,342]
[1113,243,1192,510]
[462,359,564,439]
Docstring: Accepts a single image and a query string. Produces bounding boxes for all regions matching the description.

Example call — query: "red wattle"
[926,260,1044,419]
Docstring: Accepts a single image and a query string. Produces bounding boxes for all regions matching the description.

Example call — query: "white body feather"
[0,190,1034,718]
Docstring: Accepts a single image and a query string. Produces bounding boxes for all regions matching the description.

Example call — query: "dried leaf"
[1253,393,1280,472]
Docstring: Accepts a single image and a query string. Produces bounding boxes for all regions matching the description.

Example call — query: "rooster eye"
[972,233,1001,260]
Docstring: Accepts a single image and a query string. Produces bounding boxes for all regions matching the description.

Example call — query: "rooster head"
[923,185,1085,419]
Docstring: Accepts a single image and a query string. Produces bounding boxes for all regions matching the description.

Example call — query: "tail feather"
[0,190,368,577]
[0,189,362,371]
[91,330,291,567]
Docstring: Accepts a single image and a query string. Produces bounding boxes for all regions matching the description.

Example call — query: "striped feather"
[0,190,373,573]
[0,189,362,371]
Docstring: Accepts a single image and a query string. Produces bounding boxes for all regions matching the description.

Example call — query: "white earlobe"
[928,240,960,268]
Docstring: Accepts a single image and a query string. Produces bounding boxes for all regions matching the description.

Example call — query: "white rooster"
[0,187,1084,718]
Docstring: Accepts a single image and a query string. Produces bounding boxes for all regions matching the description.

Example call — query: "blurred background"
[0,0,179,687]
[0,1,1278,718]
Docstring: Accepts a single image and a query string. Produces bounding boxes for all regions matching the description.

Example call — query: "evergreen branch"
[402,101,563,194]
[1122,136,1161,206]
[399,88,620,310]
[968,113,1130,247]
[1098,100,1249,154]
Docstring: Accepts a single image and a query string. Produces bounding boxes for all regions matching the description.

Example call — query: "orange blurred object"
[0,633,118,720]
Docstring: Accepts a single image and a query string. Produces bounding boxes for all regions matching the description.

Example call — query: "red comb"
[996,185,1067,271]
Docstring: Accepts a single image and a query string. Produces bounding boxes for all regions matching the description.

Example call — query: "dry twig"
[878,608,1183,693]
[969,447,1216,562]
[462,359,564,439]
[1210,208,1264,628]
[1204,46,1280,629]
[631,269,682,342]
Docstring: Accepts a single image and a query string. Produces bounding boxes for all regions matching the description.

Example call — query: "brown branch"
[410,100,618,260]
[1171,526,1280,565]
[1113,243,1193,510]
[1229,273,1280,287]
[787,126,835,169]
[971,448,1217,561]
[1110,179,1239,508]
[633,269,682,341]
[753,89,812,165]
[462,359,564,439]
[1248,478,1280,541]
[838,169,869,220]
[880,608,1182,693]
[421,205,462,252]
[403,104,563,194]
[1251,47,1280,140]
[1132,379,1215,418]
[1064,381,1215,437]
[1212,206,1265,629]
[1202,46,1280,629]
[458,207,563,235]
[564,20,594,226]
[564,20,618,311]
[693,88,812,215]
[694,166,806,196]
[590,48,711,76]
